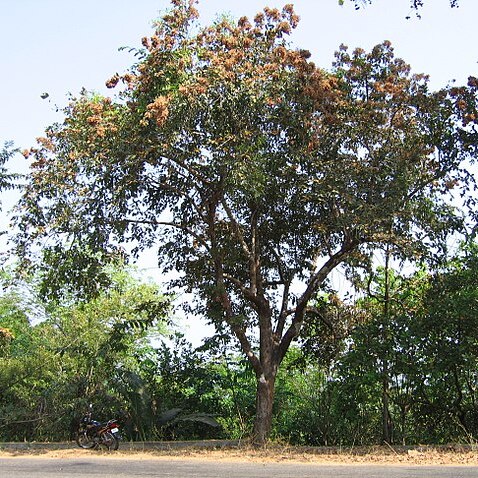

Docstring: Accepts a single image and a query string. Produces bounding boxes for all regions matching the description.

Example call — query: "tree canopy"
[15,0,478,443]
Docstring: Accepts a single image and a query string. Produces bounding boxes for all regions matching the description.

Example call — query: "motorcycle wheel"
[75,431,96,449]
[99,431,119,451]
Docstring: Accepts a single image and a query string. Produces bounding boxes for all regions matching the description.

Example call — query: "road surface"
[1,456,477,478]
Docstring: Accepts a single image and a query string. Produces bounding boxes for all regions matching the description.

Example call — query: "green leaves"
[0,142,21,219]
[0,263,170,441]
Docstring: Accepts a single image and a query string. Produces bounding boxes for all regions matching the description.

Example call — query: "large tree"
[15,1,478,443]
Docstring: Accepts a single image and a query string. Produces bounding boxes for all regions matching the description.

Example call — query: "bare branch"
[145,176,204,218]
[275,277,292,338]
[230,322,261,375]
[124,218,210,251]
[220,197,251,258]
[223,272,264,311]
[278,246,354,361]
[164,149,211,185]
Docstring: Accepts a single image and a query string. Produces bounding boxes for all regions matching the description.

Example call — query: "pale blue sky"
[1,0,477,341]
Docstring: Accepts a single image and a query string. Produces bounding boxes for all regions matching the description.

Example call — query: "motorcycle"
[76,405,121,450]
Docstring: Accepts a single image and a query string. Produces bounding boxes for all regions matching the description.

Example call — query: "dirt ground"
[1,444,478,466]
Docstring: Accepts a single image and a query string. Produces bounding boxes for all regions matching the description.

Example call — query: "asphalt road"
[1,457,477,478]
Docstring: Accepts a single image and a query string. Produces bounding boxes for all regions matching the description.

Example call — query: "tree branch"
[123,218,210,251]
[275,277,292,339]
[223,273,264,311]
[220,197,251,259]
[269,245,295,338]
[164,150,211,185]
[278,245,354,361]
[145,176,205,218]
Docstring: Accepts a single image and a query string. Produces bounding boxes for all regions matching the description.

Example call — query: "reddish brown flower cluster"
[106,74,120,89]
[36,136,55,151]
[238,16,251,29]
[0,327,14,342]
[254,12,265,24]
[468,76,478,88]
[56,96,120,147]
[277,21,292,35]
[449,78,478,126]
[185,3,313,100]
[143,96,170,127]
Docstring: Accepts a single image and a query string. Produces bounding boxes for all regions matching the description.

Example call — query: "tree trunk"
[382,245,393,444]
[382,362,392,443]
[252,371,276,445]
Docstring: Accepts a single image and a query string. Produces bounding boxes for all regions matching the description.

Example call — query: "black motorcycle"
[76,405,121,450]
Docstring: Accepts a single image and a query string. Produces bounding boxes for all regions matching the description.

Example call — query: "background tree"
[0,264,170,441]
[409,243,478,442]
[0,142,21,241]
[335,264,430,444]
[15,1,478,443]
[4,246,478,444]
[319,242,478,445]
[150,335,252,440]
[0,142,19,203]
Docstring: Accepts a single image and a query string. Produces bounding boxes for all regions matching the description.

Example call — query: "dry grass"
[1,444,478,466]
